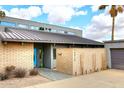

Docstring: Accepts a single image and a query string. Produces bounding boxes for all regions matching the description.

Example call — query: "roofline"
[2,38,104,45]
[0,26,103,45]
[1,26,103,45]
[0,16,82,37]
[4,26,78,37]
[104,40,124,43]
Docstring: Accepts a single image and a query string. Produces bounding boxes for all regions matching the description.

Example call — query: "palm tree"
[99,5,124,41]
[0,10,5,18]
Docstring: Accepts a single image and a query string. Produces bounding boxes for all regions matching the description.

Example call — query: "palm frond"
[99,5,108,10]
[117,5,123,13]
[109,5,117,17]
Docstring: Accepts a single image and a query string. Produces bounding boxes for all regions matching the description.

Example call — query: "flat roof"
[104,40,124,43]
[0,26,103,45]
[0,16,82,37]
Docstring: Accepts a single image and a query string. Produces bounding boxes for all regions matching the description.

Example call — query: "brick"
[0,42,34,72]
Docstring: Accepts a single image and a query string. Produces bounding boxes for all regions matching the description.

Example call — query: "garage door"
[111,49,124,69]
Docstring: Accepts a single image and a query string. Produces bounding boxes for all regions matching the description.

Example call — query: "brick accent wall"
[0,42,34,72]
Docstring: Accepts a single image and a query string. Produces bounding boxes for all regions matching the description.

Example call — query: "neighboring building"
[0,17,104,72]
[105,40,124,70]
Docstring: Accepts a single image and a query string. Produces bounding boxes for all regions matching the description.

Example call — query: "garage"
[105,40,124,69]
[111,49,124,70]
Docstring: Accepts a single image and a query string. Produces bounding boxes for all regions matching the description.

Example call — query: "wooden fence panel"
[56,48,107,76]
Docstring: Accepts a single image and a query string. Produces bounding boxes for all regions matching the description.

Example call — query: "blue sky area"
[1,5,123,41]
[1,5,103,28]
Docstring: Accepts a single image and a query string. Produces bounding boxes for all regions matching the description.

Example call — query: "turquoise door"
[34,48,37,67]
[34,48,44,68]
[39,48,44,67]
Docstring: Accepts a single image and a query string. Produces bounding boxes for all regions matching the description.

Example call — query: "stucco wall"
[0,42,34,72]
[105,42,124,68]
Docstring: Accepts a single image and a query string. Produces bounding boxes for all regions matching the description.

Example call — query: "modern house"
[0,16,104,72]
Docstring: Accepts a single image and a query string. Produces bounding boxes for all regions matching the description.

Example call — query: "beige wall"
[56,48,107,76]
[0,42,34,72]
[56,48,74,74]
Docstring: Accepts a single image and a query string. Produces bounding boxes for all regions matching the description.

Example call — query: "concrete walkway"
[38,68,73,80]
[28,69,124,88]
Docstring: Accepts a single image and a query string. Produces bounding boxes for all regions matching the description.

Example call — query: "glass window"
[53,48,56,60]
[48,28,51,32]
[17,24,28,28]
[64,31,68,34]
[30,26,39,30]
[59,31,65,33]
[68,32,75,35]
[39,27,44,31]
[51,29,57,33]
[0,21,16,27]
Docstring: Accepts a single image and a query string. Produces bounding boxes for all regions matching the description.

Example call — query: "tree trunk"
[112,17,115,41]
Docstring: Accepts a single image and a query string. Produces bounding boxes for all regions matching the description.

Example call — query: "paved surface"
[28,69,124,88]
[38,68,73,80]
[0,75,51,88]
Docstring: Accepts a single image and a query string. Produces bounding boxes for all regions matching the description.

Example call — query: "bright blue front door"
[34,48,37,67]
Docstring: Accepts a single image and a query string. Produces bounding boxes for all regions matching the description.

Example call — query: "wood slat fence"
[56,48,107,76]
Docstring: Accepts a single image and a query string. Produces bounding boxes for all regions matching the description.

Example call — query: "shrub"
[14,68,27,78]
[0,73,9,81]
[107,65,109,69]
[5,65,16,73]
[29,68,38,76]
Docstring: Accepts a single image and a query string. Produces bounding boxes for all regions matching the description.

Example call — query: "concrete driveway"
[28,69,124,88]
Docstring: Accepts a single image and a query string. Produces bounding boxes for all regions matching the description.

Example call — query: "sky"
[0,5,124,42]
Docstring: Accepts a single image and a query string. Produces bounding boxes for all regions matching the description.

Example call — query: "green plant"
[29,68,38,76]
[107,65,109,69]
[98,5,124,41]
[14,68,27,78]
[0,10,6,18]
[5,65,16,73]
[0,73,9,81]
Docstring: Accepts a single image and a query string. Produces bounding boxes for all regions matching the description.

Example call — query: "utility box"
[56,48,107,76]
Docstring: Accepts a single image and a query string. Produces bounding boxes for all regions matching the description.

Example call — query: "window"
[39,27,44,31]
[68,32,75,35]
[30,26,39,30]
[0,21,16,27]
[48,28,51,32]
[51,29,57,33]
[45,28,47,30]
[64,31,68,34]
[17,24,28,28]
[59,31,65,33]
[53,48,56,60]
